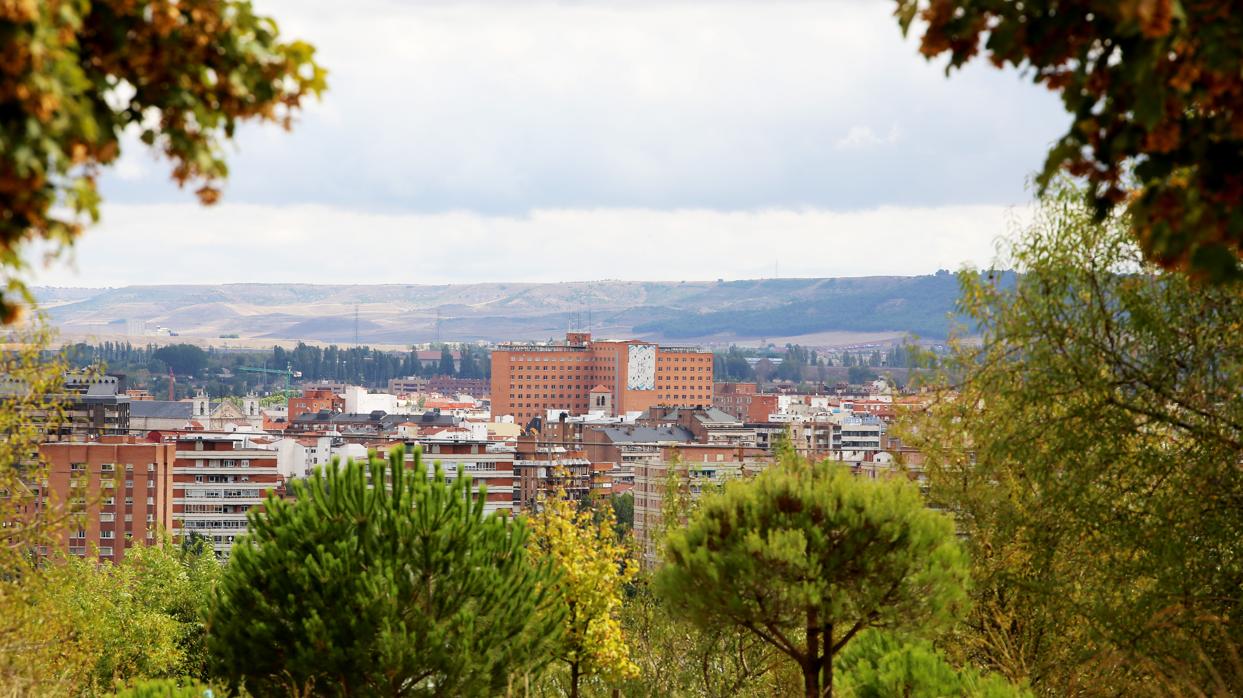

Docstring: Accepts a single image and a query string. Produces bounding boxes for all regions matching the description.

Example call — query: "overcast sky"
[36,0,1064,288]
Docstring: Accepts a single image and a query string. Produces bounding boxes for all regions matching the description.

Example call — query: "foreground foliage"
[111,679,217,698]
[0,320,66,571]
[612,459,795,696]
[656,449,970,698]
[208,447,563,697]
[0,541,220,696]
[896,0,1243,279]
[0,0,325,321]
[527,487,639,697]
[835,631,1030,698]
[906,184,1243,694]
[622,584,800,697]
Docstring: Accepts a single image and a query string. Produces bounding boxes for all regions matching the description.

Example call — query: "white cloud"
[835,125,901,150]
[53,1,1060,289]
[98,0,1066,213]
[29,201,1028,288]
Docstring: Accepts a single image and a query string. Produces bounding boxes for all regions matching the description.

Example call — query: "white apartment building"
[173,435,282,558]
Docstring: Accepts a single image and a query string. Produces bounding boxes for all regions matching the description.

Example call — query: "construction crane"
[239,364,302,395]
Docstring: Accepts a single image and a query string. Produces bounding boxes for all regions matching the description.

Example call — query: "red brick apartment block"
[491,332,714,425]
[37,436,175,562]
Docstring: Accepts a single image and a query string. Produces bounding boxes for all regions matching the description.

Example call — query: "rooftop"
[130,401,194,420]
[598,425,695,443]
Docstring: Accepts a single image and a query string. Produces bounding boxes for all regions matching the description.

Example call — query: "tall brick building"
[38,437,175,562]
[490,332,714,425]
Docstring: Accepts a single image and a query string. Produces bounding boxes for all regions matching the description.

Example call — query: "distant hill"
[33,274,974,346]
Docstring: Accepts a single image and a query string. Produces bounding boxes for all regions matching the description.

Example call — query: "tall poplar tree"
[526,487,639,698]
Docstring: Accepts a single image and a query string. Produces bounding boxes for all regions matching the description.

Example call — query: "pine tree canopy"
[655,450,969,698]
[207,446,564,697]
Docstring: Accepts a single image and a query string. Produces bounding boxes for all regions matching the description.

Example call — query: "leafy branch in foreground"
[0,0,326,322]
[904,182,1243,694]
[896,0,1243,280]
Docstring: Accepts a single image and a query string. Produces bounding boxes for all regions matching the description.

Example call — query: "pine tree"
[835,631,1030,698]
[655,450,969,698]
[208,447,563,697]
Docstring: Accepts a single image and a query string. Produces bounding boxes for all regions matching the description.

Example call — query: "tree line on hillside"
[69,336,939,398]
[714,344,936,384]
[59,342,490,398]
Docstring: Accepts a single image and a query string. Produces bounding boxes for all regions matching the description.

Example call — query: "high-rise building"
[490,332,714,425]
[0,372,131,440]
[172,435,282,558]
[37,437,175,562]
[513,434,593,512]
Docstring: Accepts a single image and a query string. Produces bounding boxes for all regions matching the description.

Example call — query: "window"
[99,512,114,523]
[99,530,113,539]
[98,546,113,556]
[125,463,133,471]
[101,463,114,472]
[124,496,134,506]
